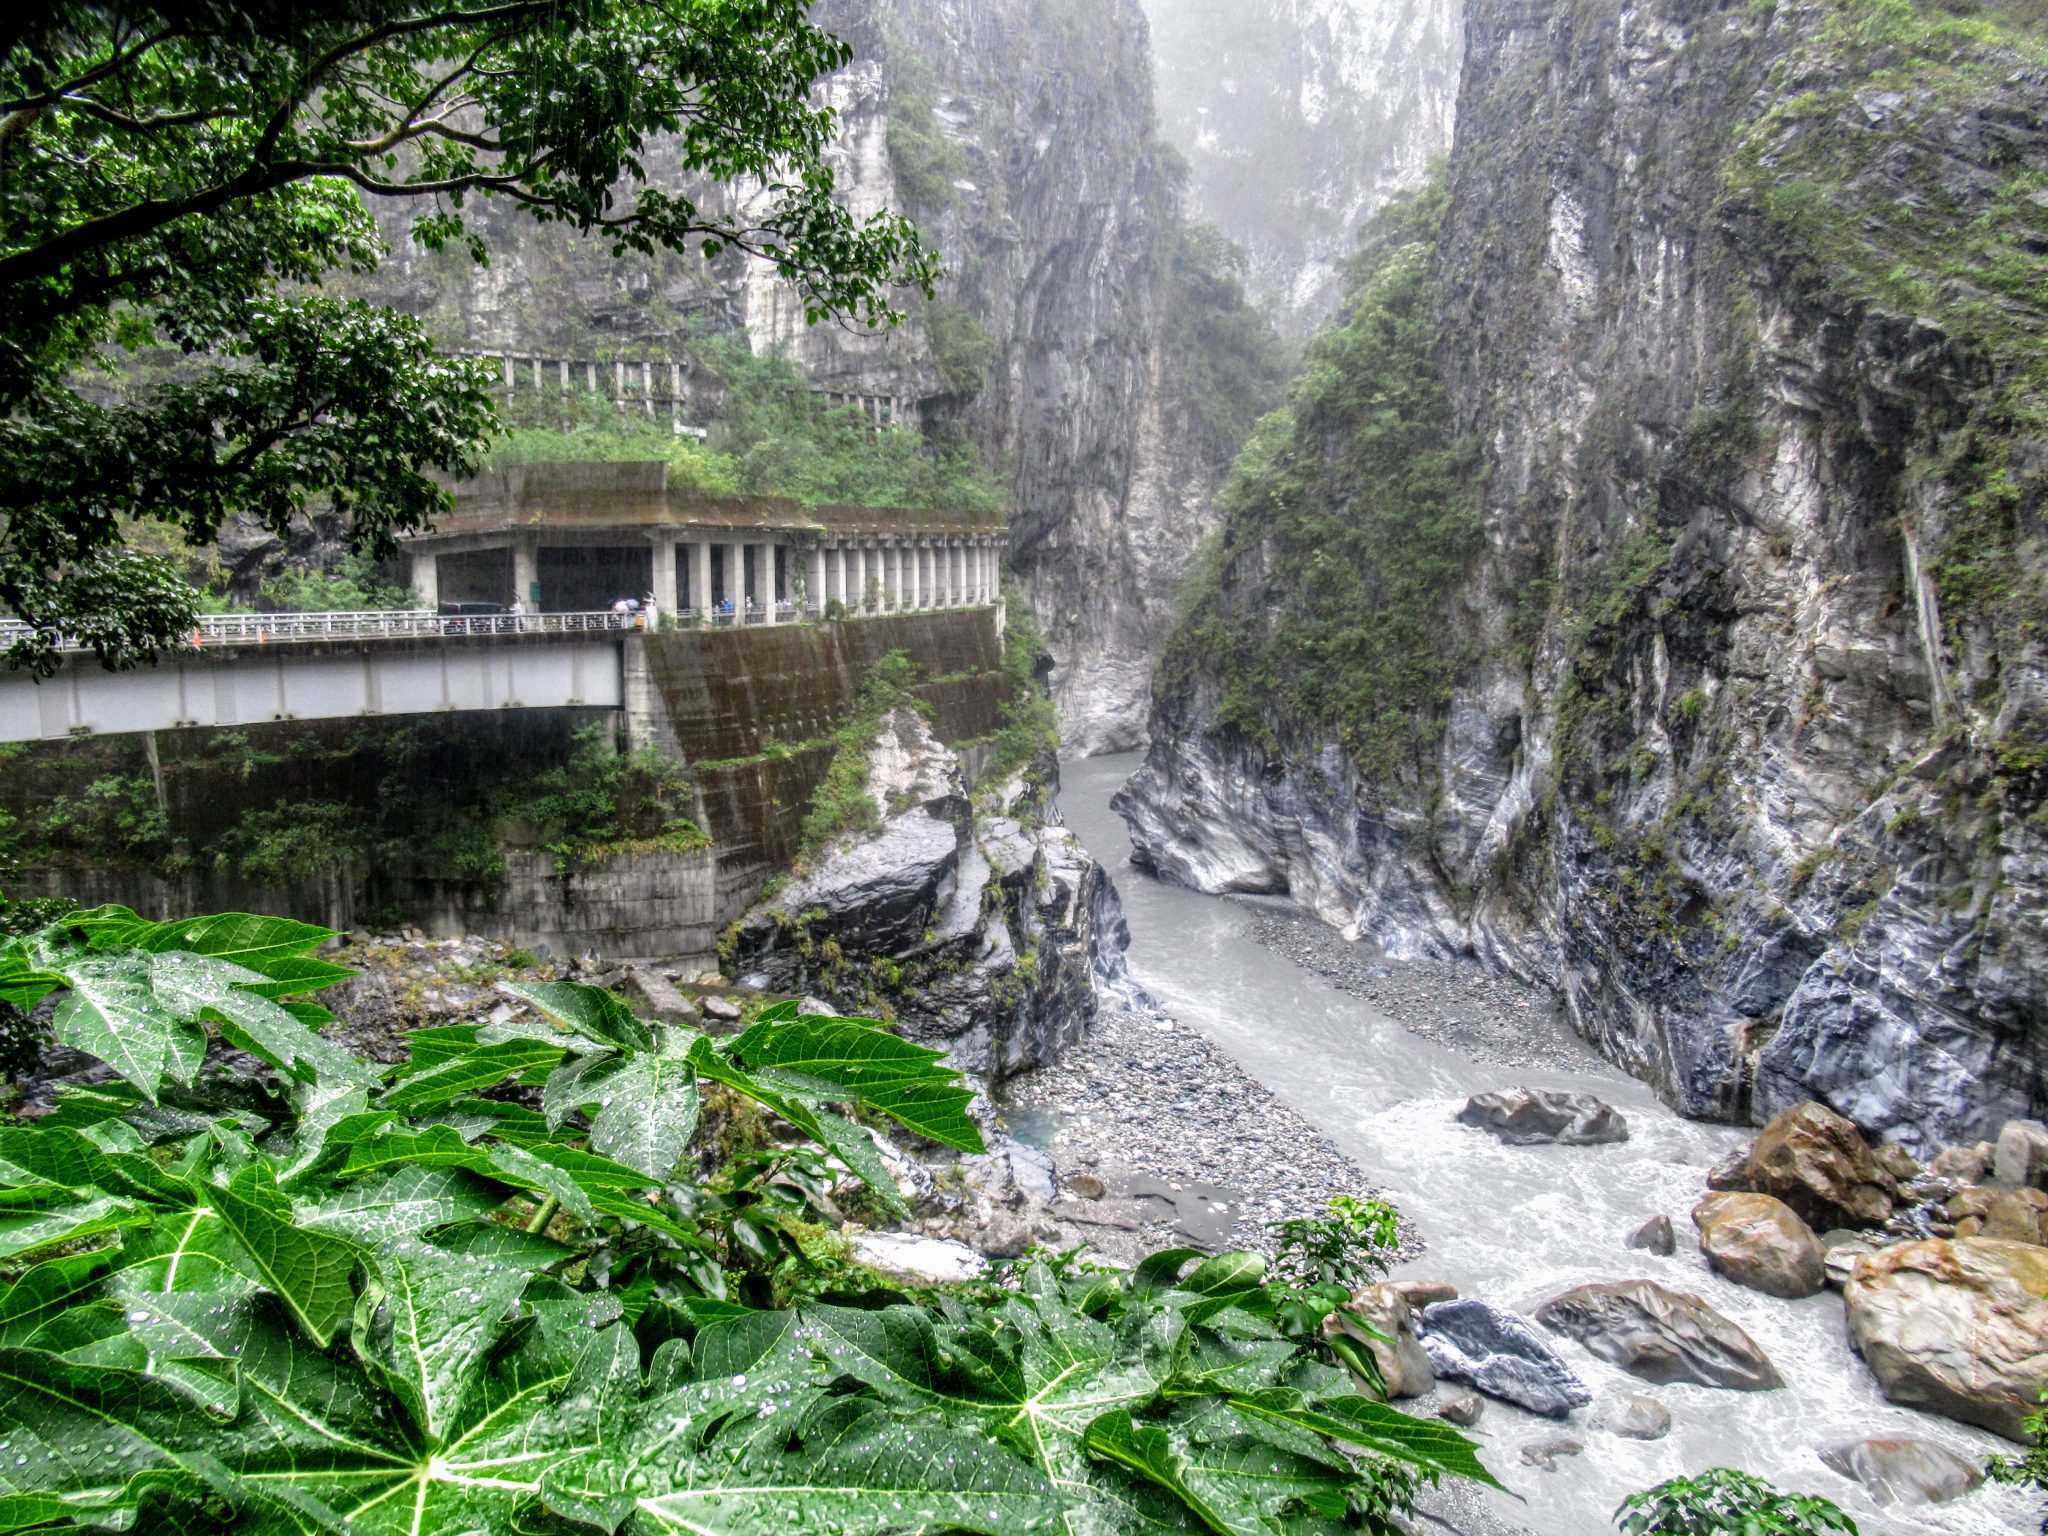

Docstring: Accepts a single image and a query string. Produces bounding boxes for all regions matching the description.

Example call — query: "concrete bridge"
[0,576,1004,743]
[2,466,1010,746]
[0,610,634,744]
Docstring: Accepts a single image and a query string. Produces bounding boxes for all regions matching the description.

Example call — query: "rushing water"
[1060,752,2034,1536]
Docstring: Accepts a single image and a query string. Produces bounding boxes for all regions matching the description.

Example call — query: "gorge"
[4,0,2048,1533]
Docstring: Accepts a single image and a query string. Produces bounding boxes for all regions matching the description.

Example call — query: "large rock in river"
[1456,1089,1628,1145]
[1845,1237,2048,1441]
[1692,1193,1825,1299]
[1327,1284,1434,1399]
[1534,1279,1782,1391]
[1415,1299,1591,1417]
[1817,1437,1985,1508]
[1745,1101,1896,1230]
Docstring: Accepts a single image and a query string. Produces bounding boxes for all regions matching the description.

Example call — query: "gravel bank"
[1246,907,1603,1076]
[1001,993,1408,1264]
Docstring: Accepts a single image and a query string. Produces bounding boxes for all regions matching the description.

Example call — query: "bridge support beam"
[691,540,713,617]
[411,551,439,609]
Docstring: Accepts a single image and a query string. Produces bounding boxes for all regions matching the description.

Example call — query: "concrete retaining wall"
[10,610,1009,960]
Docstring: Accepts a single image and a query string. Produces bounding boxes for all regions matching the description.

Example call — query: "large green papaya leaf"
[504,979,653,1052]
[208,1165,364,1350]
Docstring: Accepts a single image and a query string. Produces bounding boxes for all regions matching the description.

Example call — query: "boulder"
[1328,1285,1435,1399]
[1627,1215,1676,1255]
[1597,1393,1672,1441]
[1456,1089,1628,1145]
[1932,1141,1995,1184]
[1415,1299,1592,1417]
[699,993,743,1023]
[1534,1279,1782,1391]
[620,967,700,1026]
[1705,1145,1753,1192]
[1873,1143,1923,1185]
[1389,1279,1459,1309]
[1692,1193,1826,1298]
[1745,1101,1896,1229]
[851,1232,988,1284]
[1845,1237,2048,1441]
[1817,1437,1985,1507]
[1436,1393,1483,1427]
[1064,1173,1106,1200]
[1822,1230,1882,1289]
[1995,1119,2048,1190]
[1984,1188,2048,1246]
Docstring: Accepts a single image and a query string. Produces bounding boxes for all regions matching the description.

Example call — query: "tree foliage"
[0,1,939,674]
[0,906,1495,1533]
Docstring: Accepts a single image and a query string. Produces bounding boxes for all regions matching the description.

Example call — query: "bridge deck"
[0,627,625,743]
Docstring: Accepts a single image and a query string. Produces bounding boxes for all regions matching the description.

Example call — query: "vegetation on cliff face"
[0,722,706,888]
[1726,0,2048,641]
[1157,182,1484,777]
[485,336,1007,513]
[0,909,1494,1534]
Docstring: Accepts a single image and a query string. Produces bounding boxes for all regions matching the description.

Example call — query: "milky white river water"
[1061,752,2035,1536]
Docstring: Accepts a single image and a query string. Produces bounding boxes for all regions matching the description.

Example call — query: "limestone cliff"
[1139,0,1463,334]
[1122,0,2048,1152]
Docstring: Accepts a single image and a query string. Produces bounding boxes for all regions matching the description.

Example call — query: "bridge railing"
[0,609,650,652]
[3,592,1000,653]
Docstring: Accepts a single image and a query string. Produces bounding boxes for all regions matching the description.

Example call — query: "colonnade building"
[402,462,1007,625]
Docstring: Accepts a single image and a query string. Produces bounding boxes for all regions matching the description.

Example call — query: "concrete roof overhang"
[404,462,1009,548]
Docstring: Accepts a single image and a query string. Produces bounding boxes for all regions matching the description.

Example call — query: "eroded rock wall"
[729,707,1131,1079]
[1123,0,2048,1152]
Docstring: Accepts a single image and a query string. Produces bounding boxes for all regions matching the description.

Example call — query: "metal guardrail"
[0,609,649,652]
[1,594,998,652]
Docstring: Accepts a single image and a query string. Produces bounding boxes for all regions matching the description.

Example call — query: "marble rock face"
[1414,1299,1592,1417]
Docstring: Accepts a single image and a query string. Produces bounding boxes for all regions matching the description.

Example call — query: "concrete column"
[726,540,745,616]
[830,546,847,609]
[756,541,778,623]
[879,544,896,610]
[951,540,966,606]
[970,541,984,603]
[906,542,922,610]
[648,537,676,621]
[853,543,869,612]
[691,540,712,618]
[410,550,438,609]
[512,535,539,611]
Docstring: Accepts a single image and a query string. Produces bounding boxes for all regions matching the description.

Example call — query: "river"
[1059,752,2033,1536]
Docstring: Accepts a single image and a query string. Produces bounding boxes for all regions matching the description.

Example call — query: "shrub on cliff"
[0,906,1494,1533]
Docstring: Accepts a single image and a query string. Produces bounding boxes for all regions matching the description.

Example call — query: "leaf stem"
[524,1194,557,1234]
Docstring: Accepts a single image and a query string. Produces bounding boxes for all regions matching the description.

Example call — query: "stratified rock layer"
[1416,1298,1591,1417]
